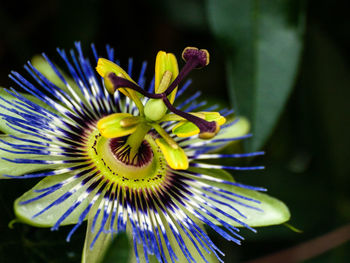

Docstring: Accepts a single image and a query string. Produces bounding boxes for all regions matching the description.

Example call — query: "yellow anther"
[96,58,144,114]
[120,116,141,128]
[172,112,226,138]
[96,58,133,83]
[172,121,200,138]
[155,138,189,170]
[97,113,139,138]
[198,124,220,140]
[155,51,179,103]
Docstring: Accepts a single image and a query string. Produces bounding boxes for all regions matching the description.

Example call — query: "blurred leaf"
[206,0,305,151]
[102,232,130,263]
[155,0,207,30]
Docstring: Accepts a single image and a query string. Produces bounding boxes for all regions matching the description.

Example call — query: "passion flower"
[0,43,290,263]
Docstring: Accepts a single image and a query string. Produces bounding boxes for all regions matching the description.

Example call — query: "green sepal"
[0,88,57,135]
[32,55,70,91]
[228,185,290,227]
[0,135,63,178]
[14,173,92,227]
[82,189,113,263]
[189,167,290,227]
[213,116,250,140]
[129,213,219,263]
[188,166,234,183]
[32,55,90,106]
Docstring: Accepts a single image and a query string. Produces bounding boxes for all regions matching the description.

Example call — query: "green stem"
[126,122,151,157]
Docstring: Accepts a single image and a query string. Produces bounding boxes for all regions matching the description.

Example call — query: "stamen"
[120,116,140,128]
[161,96,219,139]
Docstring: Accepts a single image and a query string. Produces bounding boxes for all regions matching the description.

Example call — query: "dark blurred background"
[0,0,349,262]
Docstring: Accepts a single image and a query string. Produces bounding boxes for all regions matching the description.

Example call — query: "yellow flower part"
[155,138,189,170]
[172,112,226,138]
[97,113,139,138]
[154,51,179,103]
[96,59,144,114]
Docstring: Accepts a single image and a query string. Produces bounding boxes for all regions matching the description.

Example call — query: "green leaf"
[14,173,92,227]
[206,0,305,151]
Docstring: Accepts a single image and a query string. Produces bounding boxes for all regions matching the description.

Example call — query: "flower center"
[86,128,167,185]
[109,137,153,166]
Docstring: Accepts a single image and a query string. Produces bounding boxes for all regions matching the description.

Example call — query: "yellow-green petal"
[14,173,92,227]
[190,167,290,227]
[0,135,64,178]
[82,192,113,263]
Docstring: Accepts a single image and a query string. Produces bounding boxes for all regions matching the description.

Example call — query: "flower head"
[0,43,290,263]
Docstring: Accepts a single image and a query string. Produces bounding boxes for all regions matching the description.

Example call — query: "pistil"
[125,122,151,162]
[104,47,218,138]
